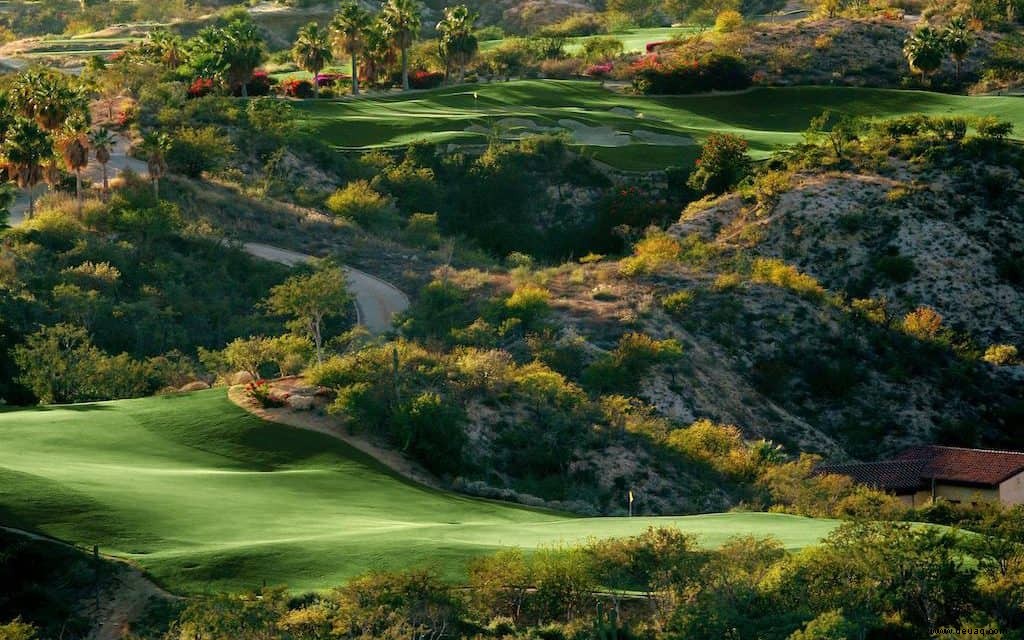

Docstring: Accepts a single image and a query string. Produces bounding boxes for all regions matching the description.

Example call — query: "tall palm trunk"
[313,71,321,99]
[75,169,82,217]
[27,190,34,220]
[101,163,109,200]
[351,54,360,96]
[401,46,409,90]
[153,177,159,199]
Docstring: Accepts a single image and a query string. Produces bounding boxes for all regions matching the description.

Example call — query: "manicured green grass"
[292,80,1024,171]
[480,26,699,54]
[0,390,837,595]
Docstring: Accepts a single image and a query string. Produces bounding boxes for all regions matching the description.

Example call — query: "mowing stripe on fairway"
[0,390,837,594]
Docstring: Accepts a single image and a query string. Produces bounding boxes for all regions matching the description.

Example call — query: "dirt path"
[243,242,410,335]
[0,525,178,640]
[227,384,442,490]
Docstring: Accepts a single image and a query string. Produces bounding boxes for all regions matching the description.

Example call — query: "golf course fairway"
[294,80,1024,171]
[0,390,837,594]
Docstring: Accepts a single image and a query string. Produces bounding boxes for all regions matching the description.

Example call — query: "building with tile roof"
[816,445,1024,507]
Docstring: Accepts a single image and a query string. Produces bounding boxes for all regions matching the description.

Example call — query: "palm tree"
[943,17,974,81]
[89,127,116,200]
[58,114,90,217]
[143,132,171,199]
[0,118,53,219]
[293,22,334,99]
[11,68,90,132]
[903,27,946,86]
[437,5,479,84]
[381,0,422,91]
[331,2,374,96]
[145,29,187,69]
[362,21,398,89]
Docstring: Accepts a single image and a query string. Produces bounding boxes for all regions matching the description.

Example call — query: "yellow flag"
[628,490,634,503]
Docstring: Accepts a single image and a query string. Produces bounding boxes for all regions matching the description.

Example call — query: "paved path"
[243,242,410,335]
[9,131,147,226]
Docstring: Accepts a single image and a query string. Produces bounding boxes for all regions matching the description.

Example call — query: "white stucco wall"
[999,471,1024,505]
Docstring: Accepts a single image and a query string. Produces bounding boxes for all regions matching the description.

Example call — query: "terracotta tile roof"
[816,459,928,493]
[894,445,1024,486]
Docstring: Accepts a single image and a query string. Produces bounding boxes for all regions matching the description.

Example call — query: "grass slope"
[294,80,1024,170]
[0,390,835,594]
[480,27,699,55]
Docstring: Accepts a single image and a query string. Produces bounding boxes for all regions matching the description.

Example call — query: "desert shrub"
[901,306,948,343]
[873,253,916,283]
[505,285,551,329]
[583,332,683,393]
[714,9,744,32]
[581,36,625,63]
[687,133,752,195]
[166,126,235,178]
[666,419,755,478]
[620,230,683,276]
[751,258,826,300]
[975,116,1014,141]
[539,13,608,37]
[983,344,1019,366]
[404,212,442,248]
[540,58,583,79]
[662,290,696,316]
[632,53,750,95]
[325,181,398,228]
[222,336,275,380]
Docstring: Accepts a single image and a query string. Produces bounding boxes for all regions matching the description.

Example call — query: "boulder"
[228,371,255,386]
[179,381,211,393]
[286,395,316,411]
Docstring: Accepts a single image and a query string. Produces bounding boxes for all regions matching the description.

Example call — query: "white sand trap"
[631,129,695,146]
[558,119,632,146]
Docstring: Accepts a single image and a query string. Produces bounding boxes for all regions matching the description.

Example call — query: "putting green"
[0,391,837,594]
[480,26,699,55]
[293,80,1024,170]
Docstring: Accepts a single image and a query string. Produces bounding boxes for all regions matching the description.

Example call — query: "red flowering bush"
[632,52,750,95]
[188,77,216,98]
[408,70,445,89]
[116,104,137,128]
[281,78,315,98]
[247,70,273,96]
[585,62,614,79]
[316,73,348,87]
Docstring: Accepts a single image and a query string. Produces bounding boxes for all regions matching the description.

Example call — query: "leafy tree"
[89,127,115,200]
[57,113,90,216]
[382,0,422,91]
[142,132,171,199]
[687,132,751,195]
[0,117,52,219]
[903,26,945,85]
[263,264,351,364]
[292,22,333,99]
[13,324,104,404]
[223,336,274,380]
[943,16,974,80]
[806,110,862,161]
[0,182,14,230]
[331,2,374,96]
[581,36,624,63]
[608,0,663,25]
[437,5,479,83]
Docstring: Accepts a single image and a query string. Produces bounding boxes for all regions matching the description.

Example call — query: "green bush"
[325,181,398,228]
[687,133,752,196]
[166,126,235,178]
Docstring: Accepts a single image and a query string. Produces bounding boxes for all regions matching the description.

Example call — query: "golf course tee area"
[0,390,837,594]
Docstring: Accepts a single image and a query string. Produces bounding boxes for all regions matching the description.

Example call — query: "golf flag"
[628,490,634,504]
